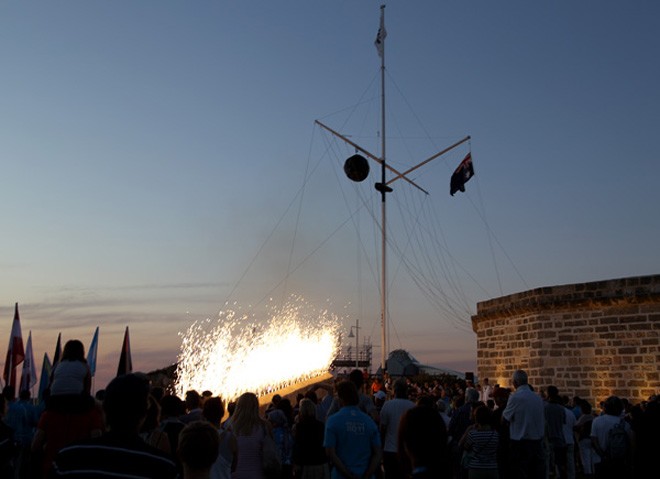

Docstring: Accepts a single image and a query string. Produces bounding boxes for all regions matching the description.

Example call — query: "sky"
[1,1,659,393]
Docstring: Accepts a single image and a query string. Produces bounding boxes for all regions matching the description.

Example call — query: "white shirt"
[50,360,89,396]
[379,397,415,452]
[502,384,545,441]
[590,414,632,465]
[480,384,493,403]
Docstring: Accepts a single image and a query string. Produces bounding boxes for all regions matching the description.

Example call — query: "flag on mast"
[450,152,475,196]
[375,5,387,58]
[87,326,99,377]
[37,352,52,404]
[3,303,25,391]
[19,331,37,392]
[52,332,62,368]
[116,326,132,377]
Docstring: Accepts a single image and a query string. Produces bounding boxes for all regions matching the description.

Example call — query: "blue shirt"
[324,405,380,479]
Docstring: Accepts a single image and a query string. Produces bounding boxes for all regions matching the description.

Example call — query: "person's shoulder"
[55,435,177,477]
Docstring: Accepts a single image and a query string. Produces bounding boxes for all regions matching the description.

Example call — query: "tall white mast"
[315,5,470,375]
[378,4,388,372]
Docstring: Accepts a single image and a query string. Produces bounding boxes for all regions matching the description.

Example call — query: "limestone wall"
[472,275,660,406]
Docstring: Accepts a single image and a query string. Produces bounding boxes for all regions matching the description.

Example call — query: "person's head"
[277,398,293,421]
[579,400,592,415]
[161,394,186,418]
[603,396,624,417]
[393,378,408,399]
[202,397,225,427]
[416,394,436,409]
[185,390,202,412]
[493,387,510,408]
[348,369,364,390]
[398,405,449,473]
[226,401,236,417]
[298,398,316,420]
[336,380,359,407]
[547,385,559,400]
[232,392,261,436]
[178,421,220,476]
[436,399,447,413]
[270,394,282,406]
[19,389,30,401]
[62,339,86,362]
[473,404,491,426]
[103,373,150,433]
[465,387,479,404]
[512,369,528,389]
[2,385,15,401]
[304,389,318,404]
[140,394,162,433]
[267,409,288,428]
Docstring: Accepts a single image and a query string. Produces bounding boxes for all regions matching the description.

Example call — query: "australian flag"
[450,153,474,196]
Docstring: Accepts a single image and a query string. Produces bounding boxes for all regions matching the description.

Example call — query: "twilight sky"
[1,1,659,392]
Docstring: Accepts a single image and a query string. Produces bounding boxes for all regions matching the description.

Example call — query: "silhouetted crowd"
[0,343,658,478]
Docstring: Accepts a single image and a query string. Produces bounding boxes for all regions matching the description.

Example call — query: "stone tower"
[472,275,659,406]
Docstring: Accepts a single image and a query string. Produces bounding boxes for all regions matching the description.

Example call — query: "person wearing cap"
[380,378,415,479]
[50,373,177,478]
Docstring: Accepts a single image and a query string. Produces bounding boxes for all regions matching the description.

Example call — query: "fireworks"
[174,296,341,401]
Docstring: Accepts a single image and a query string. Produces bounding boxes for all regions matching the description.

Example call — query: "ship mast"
[378,4,388,373]
[316,5,470,373]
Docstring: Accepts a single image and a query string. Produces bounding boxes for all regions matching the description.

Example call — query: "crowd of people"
[0,340,658,478]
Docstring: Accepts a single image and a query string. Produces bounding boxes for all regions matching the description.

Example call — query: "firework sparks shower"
[174,296,341,401]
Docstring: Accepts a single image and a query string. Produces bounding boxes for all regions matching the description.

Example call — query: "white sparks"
[174,296,341,401]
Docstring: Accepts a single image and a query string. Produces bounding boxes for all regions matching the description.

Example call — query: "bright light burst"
[174,296,341,401]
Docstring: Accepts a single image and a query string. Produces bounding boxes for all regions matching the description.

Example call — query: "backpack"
[605,418,629,461]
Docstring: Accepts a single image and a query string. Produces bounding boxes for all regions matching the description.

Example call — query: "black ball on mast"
[344,154,370,182]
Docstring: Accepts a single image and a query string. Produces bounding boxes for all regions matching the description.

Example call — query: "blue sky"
[1,1,658,391]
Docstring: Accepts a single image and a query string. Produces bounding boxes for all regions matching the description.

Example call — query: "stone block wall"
[472,275,660,406]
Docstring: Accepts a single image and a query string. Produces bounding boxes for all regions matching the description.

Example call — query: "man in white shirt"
[502,369,546,479]
[591,395,633,478]
[379,379,415,479]
[479,377,493,403]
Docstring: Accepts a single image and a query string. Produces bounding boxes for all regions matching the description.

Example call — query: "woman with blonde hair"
[226,392,273,479]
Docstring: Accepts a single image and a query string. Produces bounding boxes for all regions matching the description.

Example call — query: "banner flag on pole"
[116,326,132,377]
[450,152,475,196]
[19,330,37,392]
[375,5,387,58]
[3,303,25,391]
[87,326,99,377]
[37,352,52,404]
[52,332,62,368]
